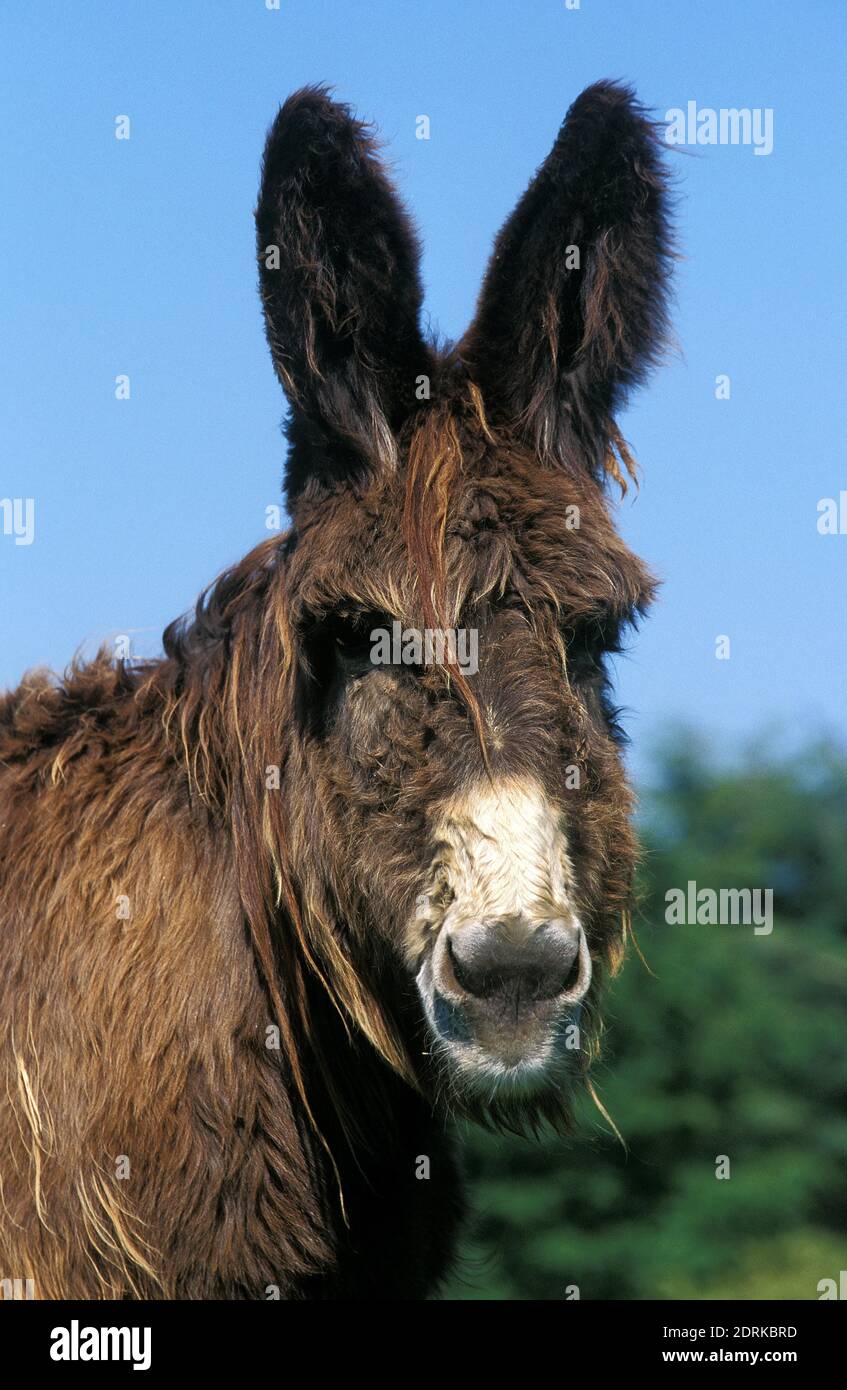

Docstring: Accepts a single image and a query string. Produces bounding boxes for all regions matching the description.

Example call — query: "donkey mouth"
[417,918,592,1084]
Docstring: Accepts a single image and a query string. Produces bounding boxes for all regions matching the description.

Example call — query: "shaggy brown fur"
[0,81,673,1299]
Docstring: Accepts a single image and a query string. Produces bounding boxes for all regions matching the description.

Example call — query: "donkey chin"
[411,777,592,1101]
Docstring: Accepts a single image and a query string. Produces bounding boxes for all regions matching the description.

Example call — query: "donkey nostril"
[446,922,587,1004]
[447,935,503,999]
[562,950,582,994]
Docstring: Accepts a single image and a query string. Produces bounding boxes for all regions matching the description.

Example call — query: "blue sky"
[1,0,845,781]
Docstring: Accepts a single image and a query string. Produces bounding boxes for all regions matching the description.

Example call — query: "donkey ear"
[256,87,432,493]
[459,81,674,478]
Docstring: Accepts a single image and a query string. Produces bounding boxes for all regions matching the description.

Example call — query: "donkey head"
[254,82,672,1126]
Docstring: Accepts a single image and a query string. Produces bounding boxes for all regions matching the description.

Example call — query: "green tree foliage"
[442,737,847,1299]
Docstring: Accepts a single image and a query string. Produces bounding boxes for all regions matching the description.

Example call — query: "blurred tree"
[442,736,847,1299]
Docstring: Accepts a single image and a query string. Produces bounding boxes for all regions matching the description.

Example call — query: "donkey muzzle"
[425,916,591,1074]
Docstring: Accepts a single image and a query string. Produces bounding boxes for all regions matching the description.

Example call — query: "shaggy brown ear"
[459,80,674,480]
[256,86,432,499]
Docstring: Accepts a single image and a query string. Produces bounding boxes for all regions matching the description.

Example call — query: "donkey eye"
[330,615,378,654]
[304,609,390,689]
[326,612,389,662]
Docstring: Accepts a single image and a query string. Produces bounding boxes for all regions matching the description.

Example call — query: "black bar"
[2,1298,843,1376]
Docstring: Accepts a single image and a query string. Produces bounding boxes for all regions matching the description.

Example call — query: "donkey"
[0,81,673,1299]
